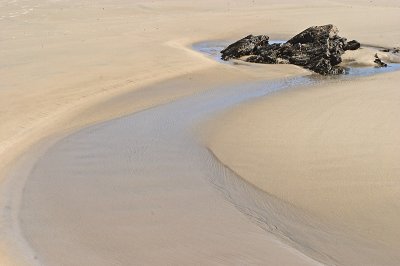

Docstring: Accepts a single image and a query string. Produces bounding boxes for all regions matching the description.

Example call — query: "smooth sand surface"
[14,76,322,265]
[1,65,308,265]
[1,0,400,265]
[206,68,400,265]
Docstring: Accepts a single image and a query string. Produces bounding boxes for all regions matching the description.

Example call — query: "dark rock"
[374,54,387,67]
[287,24,339,45]
[380,47,400,53]
[221,24,360,75]
[344,40,361,51]
[221,34,269,60]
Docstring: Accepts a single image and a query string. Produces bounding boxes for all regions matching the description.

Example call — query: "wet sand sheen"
[17,59,400,265]
[205,70,400,265]
[14,35,400,265]
[18,77,321,265]
[2,0,400,264]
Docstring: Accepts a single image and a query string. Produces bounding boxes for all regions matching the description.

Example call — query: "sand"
[205,71,400,265]
[1,0,400,265]
[204,8,400,263]
[11,76,323,265]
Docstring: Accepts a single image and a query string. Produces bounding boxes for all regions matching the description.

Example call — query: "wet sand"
[10,60,400,265]
[13,76,321,265]
[205,70,400,265]
[2,0,400,265]
[0,64,307,265]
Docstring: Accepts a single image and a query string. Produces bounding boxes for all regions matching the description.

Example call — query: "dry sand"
[1,0,400,265]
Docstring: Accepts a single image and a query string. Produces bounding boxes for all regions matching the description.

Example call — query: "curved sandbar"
[205,70,400,265]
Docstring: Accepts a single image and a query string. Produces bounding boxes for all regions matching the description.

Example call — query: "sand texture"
[1,0,400,265]
[14,76,323,265]
[206,71,400,265]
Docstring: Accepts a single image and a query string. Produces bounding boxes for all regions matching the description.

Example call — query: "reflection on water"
[192,40,232,62]
[345,63,400,76]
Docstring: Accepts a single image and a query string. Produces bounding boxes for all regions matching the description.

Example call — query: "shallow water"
[18,77,322,265]
[17,42,400,265]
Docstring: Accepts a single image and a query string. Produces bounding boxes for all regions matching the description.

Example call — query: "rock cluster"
[221,25,361,75]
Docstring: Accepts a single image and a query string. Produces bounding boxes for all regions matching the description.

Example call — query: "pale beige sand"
[201,2,400,264]
[0,0,307,262]
[206,69,400,265]
[1,0,400,264]
[9,75,322,265]
[2,0,400,172]
[1,66,308,265]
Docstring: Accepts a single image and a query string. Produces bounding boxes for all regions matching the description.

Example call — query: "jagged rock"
[221,24,360,75]
[221,34,269,60]
[374,54,387,67]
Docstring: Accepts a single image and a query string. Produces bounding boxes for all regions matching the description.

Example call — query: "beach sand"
[11,75,321,265]
[205,71,400,265]
[1,0,400,265]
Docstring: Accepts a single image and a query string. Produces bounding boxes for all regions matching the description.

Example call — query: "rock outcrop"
[221,25,362,75]
[221,34,269,60]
